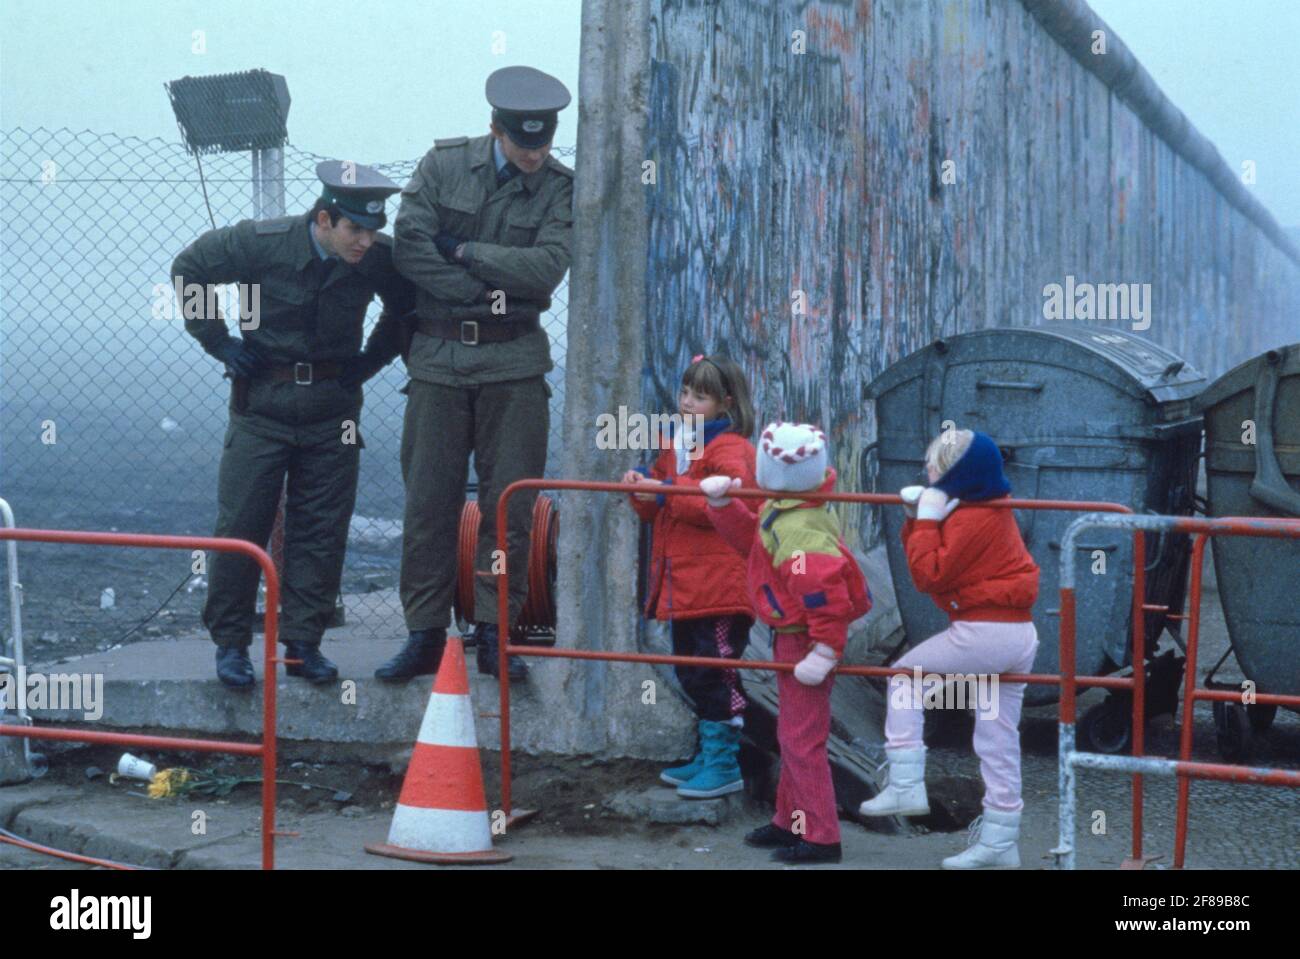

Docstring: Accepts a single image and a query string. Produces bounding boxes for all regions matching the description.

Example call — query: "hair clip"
[691,354,704,363]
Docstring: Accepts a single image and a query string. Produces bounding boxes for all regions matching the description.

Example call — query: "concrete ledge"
[23,637,560,766]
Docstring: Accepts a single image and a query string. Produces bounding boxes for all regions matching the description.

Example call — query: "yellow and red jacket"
[706,468,871,654]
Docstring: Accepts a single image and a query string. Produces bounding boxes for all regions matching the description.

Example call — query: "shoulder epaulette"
[253,218,294,235]
[434,136,470,149]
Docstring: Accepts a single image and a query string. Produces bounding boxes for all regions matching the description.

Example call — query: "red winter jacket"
[901,495,1039,622]
[628,432,758,621]
[707,468,872,655]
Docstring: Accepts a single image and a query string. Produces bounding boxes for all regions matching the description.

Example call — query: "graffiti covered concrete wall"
[644,0,1300,548]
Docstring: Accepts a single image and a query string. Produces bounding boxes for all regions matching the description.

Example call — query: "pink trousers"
[884,620,1039,812]
[773,633,840,845]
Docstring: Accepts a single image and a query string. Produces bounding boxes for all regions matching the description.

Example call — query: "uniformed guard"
[381,65,573,683]
[172,161,416,689]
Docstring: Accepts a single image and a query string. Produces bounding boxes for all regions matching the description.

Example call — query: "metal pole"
[252,146,285,217]
[1130,530,1147,863]
[0,499,31,775]
[1173,534,1209,868]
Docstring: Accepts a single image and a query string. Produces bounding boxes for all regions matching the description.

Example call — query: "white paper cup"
[116,752,158,781]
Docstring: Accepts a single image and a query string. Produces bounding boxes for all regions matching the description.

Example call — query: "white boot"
[941,808,1021,869]
[858,747,930,817]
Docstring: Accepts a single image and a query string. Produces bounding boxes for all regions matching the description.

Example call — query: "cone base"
[364,842,512,865]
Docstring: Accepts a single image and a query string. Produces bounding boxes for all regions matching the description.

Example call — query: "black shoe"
[744,823,801,849]
[215,646,255,689]
[283,641,339,684]
[771,839,843,864]
[374,629,447,681]
[474,622,528,683]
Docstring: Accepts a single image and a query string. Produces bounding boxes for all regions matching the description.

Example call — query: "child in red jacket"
[622,354,759,799]
[859,428,1040,870]
[702,422,872,864]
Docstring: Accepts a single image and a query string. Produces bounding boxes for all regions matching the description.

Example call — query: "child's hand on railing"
[917,487,961,522]
[794,643,838,685]
[899,485,925,519]
[700,475,740,507]
[629,474,663,502]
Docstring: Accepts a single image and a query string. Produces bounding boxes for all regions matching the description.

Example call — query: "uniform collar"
[296,212,354,276]
[307,221,336,263]
[474,135,546,195]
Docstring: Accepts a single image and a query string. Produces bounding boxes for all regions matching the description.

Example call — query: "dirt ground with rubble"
[3,699,1296,871]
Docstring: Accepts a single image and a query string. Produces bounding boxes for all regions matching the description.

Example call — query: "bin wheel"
[1247,703,1278,734]
[1079,699,1132,754]
[1212,701,1253,762]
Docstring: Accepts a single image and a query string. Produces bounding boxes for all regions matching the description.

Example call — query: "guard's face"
[491,122,552,174]
[316,212,377,264]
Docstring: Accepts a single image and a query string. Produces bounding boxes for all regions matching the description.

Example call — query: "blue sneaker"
[677,720,744,798]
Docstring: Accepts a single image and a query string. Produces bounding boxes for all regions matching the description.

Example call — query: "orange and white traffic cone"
[365,636,511,865]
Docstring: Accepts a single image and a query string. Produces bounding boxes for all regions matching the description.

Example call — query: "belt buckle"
[294,362,313,385]
[460,321,479,346]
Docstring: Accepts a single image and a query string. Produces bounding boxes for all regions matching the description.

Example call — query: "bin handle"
[975,379,1045,392]
[1248,352,1300,517]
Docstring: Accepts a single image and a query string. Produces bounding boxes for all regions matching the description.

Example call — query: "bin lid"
[866,324,1205,406]
[1193,343,1300,413]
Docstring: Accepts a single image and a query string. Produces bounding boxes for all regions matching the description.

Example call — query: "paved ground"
[2,582,1296,870]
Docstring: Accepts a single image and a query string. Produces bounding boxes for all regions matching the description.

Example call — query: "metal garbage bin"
[865,325,1205,728]
[1194,343,1300,760]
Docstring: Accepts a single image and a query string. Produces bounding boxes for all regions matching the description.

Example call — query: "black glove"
[339,352,387,390]
[215,338,268,378]
[434,230,463,262]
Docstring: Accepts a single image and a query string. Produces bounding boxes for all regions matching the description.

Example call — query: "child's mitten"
[700,475,741,507]
[899,485,925,520]
[917,487,961,522]
[793,643,838,686]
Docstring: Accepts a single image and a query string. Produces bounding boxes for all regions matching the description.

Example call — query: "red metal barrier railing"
[1056,513,1300,869]
[1175,529,1300,865]
[0,528,282,869]
[492,480,1145,830]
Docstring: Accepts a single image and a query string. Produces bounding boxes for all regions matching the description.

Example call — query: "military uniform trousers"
[205,412,361,649]
[399,376,549,630]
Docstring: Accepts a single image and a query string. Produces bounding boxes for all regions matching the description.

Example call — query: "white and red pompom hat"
[756,421,828,492]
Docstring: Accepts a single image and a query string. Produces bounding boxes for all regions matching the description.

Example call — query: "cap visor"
[339,211,385,230]
[504,130,552,151]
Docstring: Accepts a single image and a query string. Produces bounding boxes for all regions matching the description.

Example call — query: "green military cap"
[486,66,572,150]
[315,160,401,230]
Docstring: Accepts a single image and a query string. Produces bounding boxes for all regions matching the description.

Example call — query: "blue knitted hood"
[933,431,1011,502]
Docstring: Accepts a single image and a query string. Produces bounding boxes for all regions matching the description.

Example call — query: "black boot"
[374,629,447,682]
[474,622,528,683]
[215,646,255,689]
[771,839,842,865]
[283,641,338,684]
[743,823,801,849]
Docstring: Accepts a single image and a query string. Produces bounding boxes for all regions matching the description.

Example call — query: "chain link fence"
[0,127,570,658]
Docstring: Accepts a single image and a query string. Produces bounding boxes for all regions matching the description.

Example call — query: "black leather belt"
[260,361,344,385]
[417,315,541,345]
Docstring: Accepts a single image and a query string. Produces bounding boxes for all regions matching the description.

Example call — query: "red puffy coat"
[902,496,1040,622]
[628,432,758,620]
